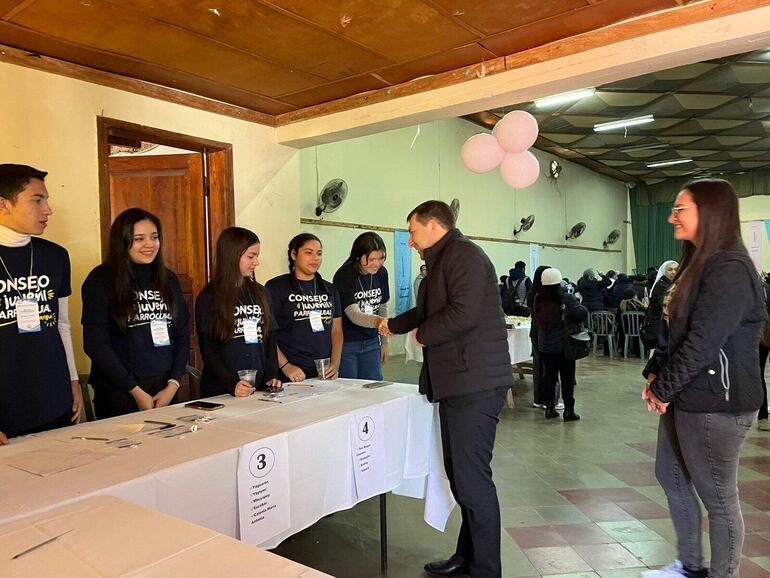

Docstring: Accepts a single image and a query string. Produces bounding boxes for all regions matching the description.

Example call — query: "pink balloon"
[494,111,539,152]
[461,133,505,174]
[499,151,540,189]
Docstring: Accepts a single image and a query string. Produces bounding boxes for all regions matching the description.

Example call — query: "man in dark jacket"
[381,200,511,578]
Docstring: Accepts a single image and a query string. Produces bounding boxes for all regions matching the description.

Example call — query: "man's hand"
[234,380,256,397]
[130,386,154,411]
[152,382,178,408]
[377,317,394,337]
[283,363,305,382]
[70,380,83,424]
[412,331,424,348]
[380,342,389,364]
[0,431,8,445]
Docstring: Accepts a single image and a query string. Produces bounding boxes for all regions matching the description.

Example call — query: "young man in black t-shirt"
[0,164,83,444]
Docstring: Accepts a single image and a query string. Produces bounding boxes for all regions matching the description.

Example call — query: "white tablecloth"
[0,495,329,577]
[405,324,532,365]
[0,380,454,549]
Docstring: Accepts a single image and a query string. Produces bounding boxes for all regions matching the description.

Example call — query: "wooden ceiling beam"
[275,0,770,147]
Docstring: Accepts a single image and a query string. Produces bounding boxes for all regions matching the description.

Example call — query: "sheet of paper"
[349,405,385,500]
[3,448,111,477]
[237,434,291,546]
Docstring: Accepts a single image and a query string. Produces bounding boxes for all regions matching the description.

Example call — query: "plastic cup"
[237,369,258,386]
[314,358,331,380]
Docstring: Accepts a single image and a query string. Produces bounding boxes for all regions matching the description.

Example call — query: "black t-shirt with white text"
[81,263,190,393]
[0,238,72,436]
[332,261,389,342]
[266,273,342,372]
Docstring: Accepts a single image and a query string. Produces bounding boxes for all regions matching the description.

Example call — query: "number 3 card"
[237,433,291,545]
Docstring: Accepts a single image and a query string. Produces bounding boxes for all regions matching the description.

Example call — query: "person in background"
[82,208,189,418]
[413,263,427,306]
[577,268,610,313]
[195,227,280,397]
[0,164,82,444]
[535,268,588,421]
[758,272,770,431]
[641,260,678,351]
[333,232,390,380]
[266,233,342,382]
[527,265,550,409]
[508,260,532,302]
[380,200,511,578]
[642,179,766,578]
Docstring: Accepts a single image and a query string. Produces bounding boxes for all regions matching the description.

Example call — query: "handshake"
[376,316,393,338]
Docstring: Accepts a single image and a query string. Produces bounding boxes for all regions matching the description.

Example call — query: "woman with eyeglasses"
[641,179,767,578]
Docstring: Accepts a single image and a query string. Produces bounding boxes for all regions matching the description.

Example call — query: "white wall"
[740,196,770,273]
[0,61,299,370]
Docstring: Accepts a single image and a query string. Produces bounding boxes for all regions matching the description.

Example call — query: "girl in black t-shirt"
[266,233,343,382]
[332,232,390,380]
[195,227,280,397]
[82,208,190,418]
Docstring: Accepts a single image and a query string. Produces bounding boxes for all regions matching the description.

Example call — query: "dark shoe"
[423,555,468,576]
[563,409,581,421]
[544,406,560,419]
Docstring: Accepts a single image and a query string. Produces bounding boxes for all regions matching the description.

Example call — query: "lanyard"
[0,243,34,299]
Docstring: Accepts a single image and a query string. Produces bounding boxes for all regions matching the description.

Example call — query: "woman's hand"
[642,376,669,414]
[380,342,389,364]
[283,364,305,382]
[0,431,8,446]
[234,380,256,397]
[153,382,178,408]
[130,386,154,411]
[265,378,283,391]
[324,363,338,380]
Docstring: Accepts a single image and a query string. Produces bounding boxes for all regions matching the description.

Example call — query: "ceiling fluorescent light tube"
[594,114,654,132]
[535,88,595,108]
[646,158,693,168]
[620,142,668,153]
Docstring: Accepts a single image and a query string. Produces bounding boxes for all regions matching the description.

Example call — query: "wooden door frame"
[96,116,234,275]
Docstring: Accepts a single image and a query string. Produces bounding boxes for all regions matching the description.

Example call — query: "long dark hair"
[669,179,741,319]
[287,233,329,297]
[209,227,271,342]
[526,264,550,309]
[106,208,174,332]
[347,232,386,272]
[534,284,563,331]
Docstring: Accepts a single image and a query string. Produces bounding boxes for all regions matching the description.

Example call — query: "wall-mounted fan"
[450,198,460,222]
[315,179,348,216]
[548,160,562,179]
[603,229,621,249]
[513,214,535,236]
[565,222,586,240]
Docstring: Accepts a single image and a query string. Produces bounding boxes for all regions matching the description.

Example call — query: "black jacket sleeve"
[650,259,756,402]
[81,268,137,392]
[195,291,239,396]
[169,275,190,382]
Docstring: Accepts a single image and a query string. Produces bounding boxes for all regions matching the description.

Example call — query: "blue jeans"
[339,337,382,380]
[655,407,756,578]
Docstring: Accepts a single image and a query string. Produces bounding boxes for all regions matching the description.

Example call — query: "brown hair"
[407,200,455,230]
[668,178,741,319]
[209,227,271,341]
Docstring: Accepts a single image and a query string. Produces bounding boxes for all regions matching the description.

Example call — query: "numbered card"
[348,405,385,500]
[237,433,291,545]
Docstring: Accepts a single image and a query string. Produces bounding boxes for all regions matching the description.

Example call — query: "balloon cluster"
[461,111,540,189]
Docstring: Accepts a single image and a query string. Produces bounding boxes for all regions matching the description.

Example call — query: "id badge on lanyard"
[16,298,41,333]
[243,318,260,344]
[363,303,374,316]
[309,310,325,333]
[150,319,171,347]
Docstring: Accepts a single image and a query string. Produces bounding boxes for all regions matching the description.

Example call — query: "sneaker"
[641,560,685,578]
[555,401,565,410]
[759,418,770,431]
[532,402,546,409]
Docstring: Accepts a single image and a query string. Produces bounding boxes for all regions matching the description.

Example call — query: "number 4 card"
[349,405,385,500]
[237,433,291,545]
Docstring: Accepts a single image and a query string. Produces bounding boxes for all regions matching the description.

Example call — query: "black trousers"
[541,352,576,409]
[757,343,768,419]
[94,373,175,419]
[438,388,506,578]
[531,338,544,405]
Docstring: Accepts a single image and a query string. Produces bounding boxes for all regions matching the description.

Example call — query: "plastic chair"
[589,311,617,358]
[621,311,646,359]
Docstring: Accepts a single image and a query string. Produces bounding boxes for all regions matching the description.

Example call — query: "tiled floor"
[272,354,770,577]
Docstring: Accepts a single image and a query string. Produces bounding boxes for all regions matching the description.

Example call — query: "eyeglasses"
[671,204,695,216]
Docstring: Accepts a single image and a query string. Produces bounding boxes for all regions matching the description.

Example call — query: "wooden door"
[107,153,206,400]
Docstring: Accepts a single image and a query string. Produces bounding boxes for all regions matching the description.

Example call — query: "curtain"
[630,187,682,272]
